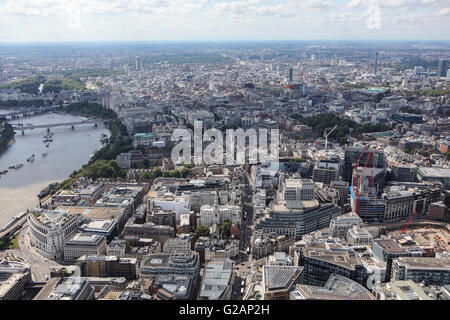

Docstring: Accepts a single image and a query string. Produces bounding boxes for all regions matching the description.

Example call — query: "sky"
[0,0,449,42]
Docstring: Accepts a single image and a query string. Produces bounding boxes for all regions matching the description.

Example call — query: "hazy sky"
[0,0,449,42]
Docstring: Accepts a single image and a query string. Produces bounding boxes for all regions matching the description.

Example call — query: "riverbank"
[0,123,15,155]
[0,108,111,229]
[0,180,52,228]
[55,117,131,190]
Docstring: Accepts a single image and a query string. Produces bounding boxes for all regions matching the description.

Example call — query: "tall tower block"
[374,52,379,75]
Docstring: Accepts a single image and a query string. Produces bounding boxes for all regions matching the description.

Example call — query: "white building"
[199,200,241,227]
[346,225,373,246]
[28,209,83,260]
[329,213,363,239]
[225,241,240,259]
[254,189,267,218]
[268,252,293,266]
[251,165,278,189]
[282,178,314,201]
[149,194,190,222]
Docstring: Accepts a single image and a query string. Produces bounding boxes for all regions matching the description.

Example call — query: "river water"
[0,110,110,228]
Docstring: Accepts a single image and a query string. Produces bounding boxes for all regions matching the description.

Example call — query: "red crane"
[401,206,417,233]
[352,145,369,188]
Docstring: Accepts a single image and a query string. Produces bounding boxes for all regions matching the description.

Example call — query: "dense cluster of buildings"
[0,43,449,301]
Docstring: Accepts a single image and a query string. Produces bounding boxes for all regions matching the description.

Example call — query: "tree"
[140,172,151,180]
[445,151,450,161]
[230,226,240,239]
[108,160,120,172]
[98,165,115,178]
[152,167,162,178]
[221,220,231,239]
[196,226,210,238]
[181,167,190,178]
[171,170,182,178]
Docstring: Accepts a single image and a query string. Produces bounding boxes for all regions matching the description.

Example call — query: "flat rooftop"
[418,167,450,178]
[65,233,105,245]
[374,239,408,255]
[273,199,319,211]
[302,246,362,270]
[56,206,125,220]
[395,257,450,270]
[30,209,74,226]
[199,260,233,300]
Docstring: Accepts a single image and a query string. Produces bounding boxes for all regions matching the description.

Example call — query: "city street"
[1,225,60,282]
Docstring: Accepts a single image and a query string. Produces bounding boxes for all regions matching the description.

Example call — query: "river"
[0,110,110,229]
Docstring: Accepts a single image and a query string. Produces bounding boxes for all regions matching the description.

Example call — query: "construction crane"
[352,145,369,188]
[323,125,338,150]
[401,206,417,233]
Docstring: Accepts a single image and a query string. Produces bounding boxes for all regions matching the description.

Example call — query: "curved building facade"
[28,209,82,260]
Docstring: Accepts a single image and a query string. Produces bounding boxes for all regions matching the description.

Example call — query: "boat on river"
[8,164,23,169]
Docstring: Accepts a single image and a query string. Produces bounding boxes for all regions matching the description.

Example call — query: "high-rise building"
[298,241,366,286]
[438,59,448,77]
[343,146,386,183]
[374,52,379,75]
[255,177,341,239]
[135,56,143,71]
[288,67,294,83]
[392,164,417,182]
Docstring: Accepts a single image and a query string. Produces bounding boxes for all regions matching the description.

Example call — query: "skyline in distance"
[0,0,449,43]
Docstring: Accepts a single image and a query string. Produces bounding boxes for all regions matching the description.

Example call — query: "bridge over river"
[11,119,104,132]
[0,105,60,120]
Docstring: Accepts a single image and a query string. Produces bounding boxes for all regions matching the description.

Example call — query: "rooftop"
[374,239,408,255]
[395,257,450,270]
[293,274,374,300]
[263,265,303,292]
[199,259,233,300]
[56,206,126,221]
[418,167,450,178]
[65,232,105,246]
[31,208,74,227]
[302,246,362,271]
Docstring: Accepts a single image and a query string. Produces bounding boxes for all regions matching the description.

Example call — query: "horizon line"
[0,39,450,45]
